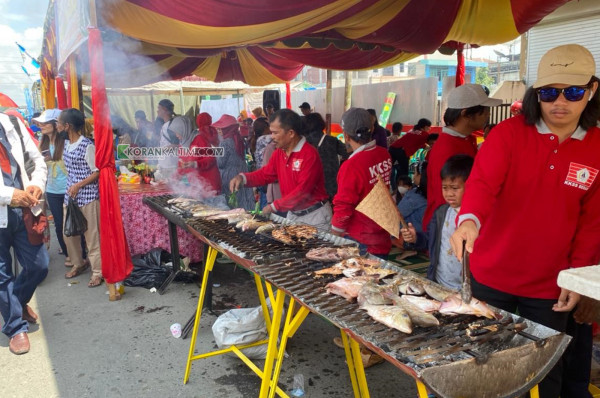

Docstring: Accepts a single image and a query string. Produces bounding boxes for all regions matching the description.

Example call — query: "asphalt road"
[0,227,417,398]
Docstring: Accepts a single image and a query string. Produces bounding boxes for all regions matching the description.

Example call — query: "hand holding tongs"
[461,240,473,304]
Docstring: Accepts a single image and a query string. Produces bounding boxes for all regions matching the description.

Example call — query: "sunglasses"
[537,86,589,102]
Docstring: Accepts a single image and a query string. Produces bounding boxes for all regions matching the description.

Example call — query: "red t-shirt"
[423,129,477,230]
[244,138,328,212]
[332,141,392,255]
[390,129,429,157]
[459,116,600,298]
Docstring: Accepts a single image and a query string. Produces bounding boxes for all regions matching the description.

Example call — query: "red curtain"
[56,77,68,109]
[455,46,465,87]
[285,82,291,109]
[87,27,133,284]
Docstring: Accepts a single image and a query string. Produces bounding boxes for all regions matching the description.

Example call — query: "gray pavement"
[0,227,418,398]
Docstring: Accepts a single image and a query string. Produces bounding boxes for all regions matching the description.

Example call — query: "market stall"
[144,194,570,398]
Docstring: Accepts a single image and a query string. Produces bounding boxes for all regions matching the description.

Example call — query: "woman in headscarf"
[212,115,255,210]
[175,113,222,196]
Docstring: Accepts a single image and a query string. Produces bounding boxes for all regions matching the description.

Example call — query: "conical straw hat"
[356,176,403,238]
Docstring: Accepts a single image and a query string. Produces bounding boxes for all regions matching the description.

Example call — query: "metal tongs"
[461,241,473,304]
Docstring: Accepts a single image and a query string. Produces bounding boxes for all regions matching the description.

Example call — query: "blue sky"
[0,0,49,107]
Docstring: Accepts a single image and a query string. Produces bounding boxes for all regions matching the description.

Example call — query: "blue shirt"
[45,144,68,194]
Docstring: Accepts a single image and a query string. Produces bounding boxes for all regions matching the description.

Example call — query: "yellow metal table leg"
[183,246,217,384]
[255,274,272,332]
[529,384,540,398]
[341,331,361,398]
[349,337,370,398]
[259,288,286,398]
[268,300,310,398]
[415,380,429,398]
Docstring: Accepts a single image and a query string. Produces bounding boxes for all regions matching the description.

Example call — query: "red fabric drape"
[285,82,291,109]
[65,62,72,109]
[455,47,465,87]
[56,77,68,109]
[88,27,133,284]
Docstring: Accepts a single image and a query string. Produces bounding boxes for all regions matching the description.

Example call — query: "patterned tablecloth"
[119,184,203,262]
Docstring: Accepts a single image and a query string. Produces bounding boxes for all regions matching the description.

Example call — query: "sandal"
[88,275,103,288]
[65,263,88,279]
[65,257,73,267]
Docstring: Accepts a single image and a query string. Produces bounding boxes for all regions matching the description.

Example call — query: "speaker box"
[263,90,281,111]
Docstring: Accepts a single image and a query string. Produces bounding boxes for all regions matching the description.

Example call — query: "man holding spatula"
[450,44,600,398]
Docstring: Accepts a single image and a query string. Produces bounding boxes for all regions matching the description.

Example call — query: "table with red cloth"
[119,183,203,262]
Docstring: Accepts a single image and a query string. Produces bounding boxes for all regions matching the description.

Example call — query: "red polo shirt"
[390,128,429,157]
[332,141,392,255]
[459,116,600,299]
[423,128,477,230]
[243,138,328,212]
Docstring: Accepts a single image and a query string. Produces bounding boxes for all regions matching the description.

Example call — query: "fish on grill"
[361,304,413,334]
[272,228,295,244]
[438,293,498,319]
[200,208,246,219]
[342,265,397,279]
[314,257,385,278]
[305,246,360,262]
[357,281,394,307]
[285,224,318,239]
[386,294,440,327]
[228,214,253,224]
[385,275,425,295]
[325,276,377,301]
[423,283,455,302]
[398,294,441,313]
[255,223,276,234]
[238,219,275,232]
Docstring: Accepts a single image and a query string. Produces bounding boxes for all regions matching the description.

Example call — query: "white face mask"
[397,186,409,195]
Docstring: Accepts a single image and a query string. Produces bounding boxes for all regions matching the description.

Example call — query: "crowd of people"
[0,44,597,397]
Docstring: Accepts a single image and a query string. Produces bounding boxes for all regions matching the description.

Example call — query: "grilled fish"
[423,283,455,302]
[438,294,498,319]
[272,229,295,244]
[203,208,246,219]
[305,247,360,262]
[239,220,274,232]
[342,266,396,279]
[361,304,413,334]
[399,295,441,313]
[255,223,276,234]
[391,295,440,327]
[325,276,376,301]
[386,275,425,295]
[357,281,394,307]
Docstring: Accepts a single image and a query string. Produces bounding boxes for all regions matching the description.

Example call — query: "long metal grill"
[251,258,550,372]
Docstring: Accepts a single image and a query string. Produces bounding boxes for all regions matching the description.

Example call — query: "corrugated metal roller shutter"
[527,15,600,86]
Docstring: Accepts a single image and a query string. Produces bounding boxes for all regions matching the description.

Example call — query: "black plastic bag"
[124,248,173,289]
[64,198,88,237]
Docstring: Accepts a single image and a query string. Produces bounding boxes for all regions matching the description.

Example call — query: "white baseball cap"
[447,84,502,109]
[33,109,62,123]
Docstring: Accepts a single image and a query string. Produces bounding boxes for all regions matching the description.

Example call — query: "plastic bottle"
[290,374,304,397]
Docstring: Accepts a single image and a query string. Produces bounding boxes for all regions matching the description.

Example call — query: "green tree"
[476,67,495,87]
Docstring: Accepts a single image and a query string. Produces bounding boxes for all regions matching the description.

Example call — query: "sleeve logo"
[564,162,598,191]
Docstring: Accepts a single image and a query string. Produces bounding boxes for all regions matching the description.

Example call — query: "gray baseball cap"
[447,84,502,109]
[341,107,372,135]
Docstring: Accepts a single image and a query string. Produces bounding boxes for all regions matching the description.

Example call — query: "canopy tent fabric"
[0,93,19,108]
[41,0,569,88]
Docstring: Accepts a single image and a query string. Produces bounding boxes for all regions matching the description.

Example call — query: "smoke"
[166,170,223,204]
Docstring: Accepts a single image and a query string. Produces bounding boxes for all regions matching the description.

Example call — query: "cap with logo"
[533,44,596,88]
[447,84,502,109]
[341,107,372,136]
[32,108,62,123]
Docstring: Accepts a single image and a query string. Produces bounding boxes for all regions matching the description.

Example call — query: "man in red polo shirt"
[389,117,431,180]
[451,44,600,398]
[422,84,500,231]
[331,108,392,257]
[230,109,331,230]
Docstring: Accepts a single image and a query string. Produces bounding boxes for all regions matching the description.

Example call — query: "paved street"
[0,228,417,398]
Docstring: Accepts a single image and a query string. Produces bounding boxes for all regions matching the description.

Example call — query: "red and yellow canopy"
[42,0,569,87]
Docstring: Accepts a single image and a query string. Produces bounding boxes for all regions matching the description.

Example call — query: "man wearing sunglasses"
[450,44,600,398]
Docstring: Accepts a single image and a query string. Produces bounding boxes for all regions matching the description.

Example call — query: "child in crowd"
[398,161,428,251]
[395,175,413,204]
[401,154,473,289]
